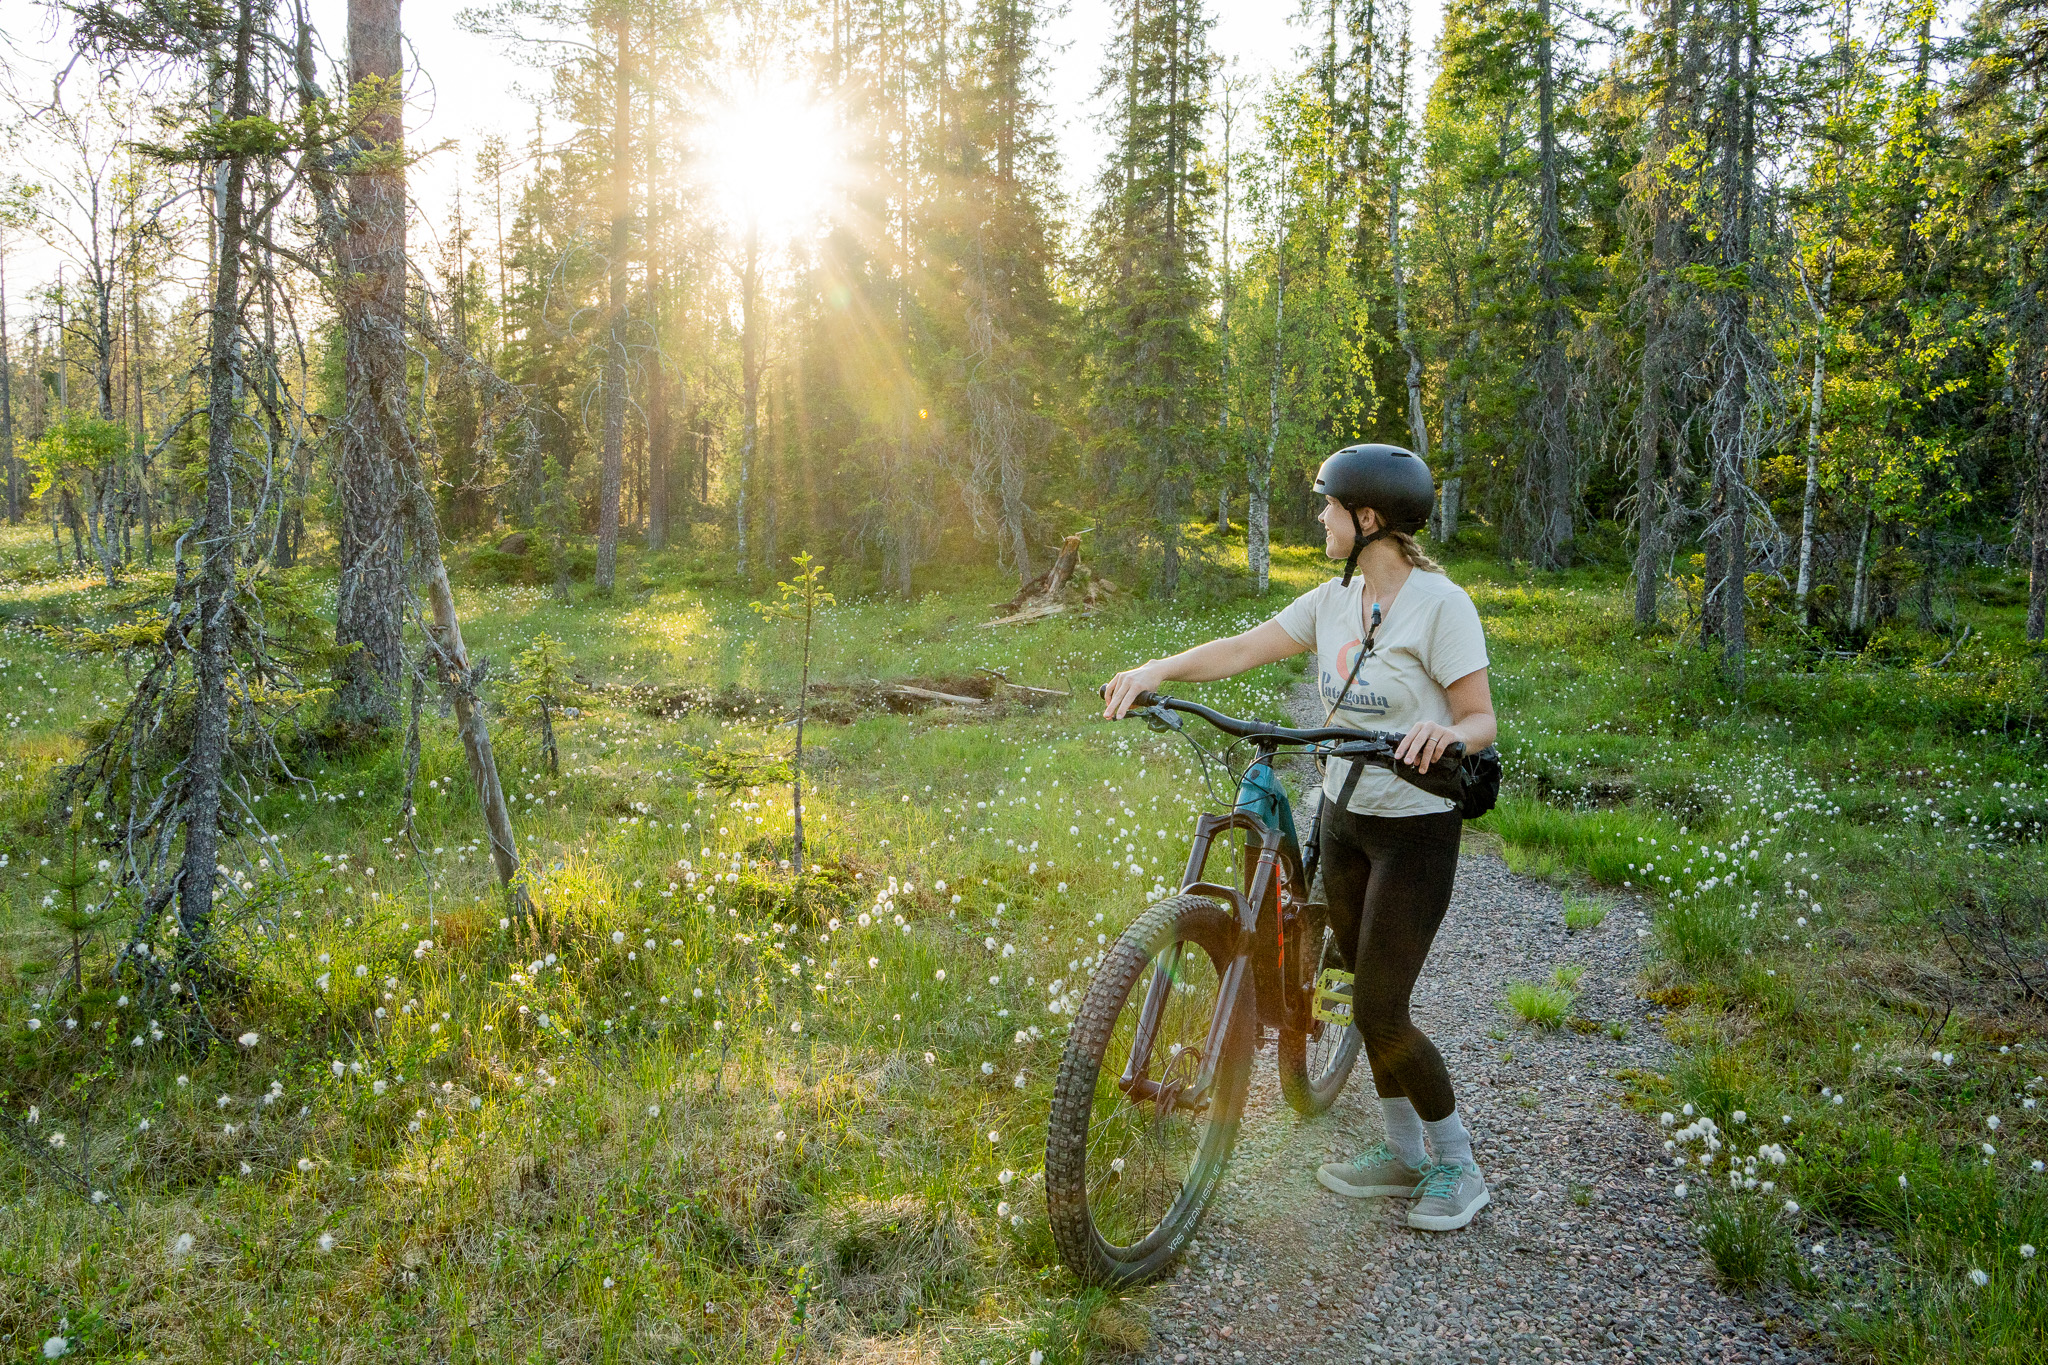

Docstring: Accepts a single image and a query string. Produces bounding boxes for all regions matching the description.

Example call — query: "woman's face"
[1318,497,1381,559]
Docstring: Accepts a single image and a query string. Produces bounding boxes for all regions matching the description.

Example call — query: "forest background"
[0,0,2045,1360]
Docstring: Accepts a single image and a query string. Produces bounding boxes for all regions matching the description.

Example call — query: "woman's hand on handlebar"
[1394,719,1461,773]
[1102,662,1170,720]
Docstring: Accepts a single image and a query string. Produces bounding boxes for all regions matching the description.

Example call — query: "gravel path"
[1128,689,1834,1365]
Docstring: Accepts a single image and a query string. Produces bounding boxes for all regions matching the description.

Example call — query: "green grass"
[0,522,2043,1361]
[1505,980,1573,1030]
[1563,893,1609,932]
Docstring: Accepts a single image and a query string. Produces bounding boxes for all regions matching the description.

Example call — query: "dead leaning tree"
[291,3,530,914]
[57,0,311,989]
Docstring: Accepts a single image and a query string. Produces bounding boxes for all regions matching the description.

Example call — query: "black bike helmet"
[1313,444,1435,585]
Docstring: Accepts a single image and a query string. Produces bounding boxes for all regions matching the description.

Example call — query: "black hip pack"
[1317,601,1501,822]
[1327,736,1502,820]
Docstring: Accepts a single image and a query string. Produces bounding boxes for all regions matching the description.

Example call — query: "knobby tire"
[1045,894,1252,1288]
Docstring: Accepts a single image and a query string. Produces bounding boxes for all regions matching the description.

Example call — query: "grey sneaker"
[1317,1142,1427,1198]
[1407,1161,1490,1231]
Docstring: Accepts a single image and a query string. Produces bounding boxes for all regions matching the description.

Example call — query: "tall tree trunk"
[1717,10,1760,677]
[1527,0,1574,571]
[737,220,760,576]
[1849,505,1873,632]
[1632,0,1682,627]
[2028,342,2048,642]
[1252,210,1285,596]
[1440,366,1468,542]
[335,0,408,725]
[1796,10,1850,626]
[0,244,14,525]
[1794,303,1828,623]
[594,14,632,593]
[132,292,150,562]
[646,175,668,555]
[1388,34,1429,465]
[175,0,258,955]
[1388,148,1427,460]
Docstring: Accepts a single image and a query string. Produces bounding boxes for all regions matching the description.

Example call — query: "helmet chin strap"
[1339,507,1390,587]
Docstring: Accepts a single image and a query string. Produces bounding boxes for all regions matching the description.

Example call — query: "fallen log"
[979,601,1069,629]
[886,683,989,707]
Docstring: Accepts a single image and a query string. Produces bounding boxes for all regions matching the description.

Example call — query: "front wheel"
[1046,894,1252,1288]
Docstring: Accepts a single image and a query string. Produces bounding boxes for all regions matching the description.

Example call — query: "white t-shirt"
[1272,569,1490,817]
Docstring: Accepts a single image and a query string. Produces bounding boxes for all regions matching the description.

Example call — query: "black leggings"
[1319,803,1463,1121]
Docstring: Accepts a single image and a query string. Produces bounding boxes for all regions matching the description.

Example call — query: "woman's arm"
[1102,620,1308,719]
[1393,667,1498,773]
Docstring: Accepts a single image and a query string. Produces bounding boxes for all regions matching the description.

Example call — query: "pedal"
[1312,968,1354,1025]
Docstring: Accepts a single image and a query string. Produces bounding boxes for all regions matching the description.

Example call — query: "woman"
[1100,443,1498,1232]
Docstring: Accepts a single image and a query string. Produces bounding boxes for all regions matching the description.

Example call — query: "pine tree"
[1085,0,1219,597]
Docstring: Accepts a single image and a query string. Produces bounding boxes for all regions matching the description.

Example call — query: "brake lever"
[1137,703,1184,734]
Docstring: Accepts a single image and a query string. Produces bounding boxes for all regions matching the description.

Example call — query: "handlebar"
[1095,686,1470,802]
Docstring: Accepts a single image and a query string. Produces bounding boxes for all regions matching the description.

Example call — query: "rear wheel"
[1277,904,1361,1116]
[1046,894,1252,1288]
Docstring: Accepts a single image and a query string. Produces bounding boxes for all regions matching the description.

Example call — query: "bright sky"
[1,0,1444,317]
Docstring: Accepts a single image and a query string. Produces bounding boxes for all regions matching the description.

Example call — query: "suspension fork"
[1115,804,1286,1111]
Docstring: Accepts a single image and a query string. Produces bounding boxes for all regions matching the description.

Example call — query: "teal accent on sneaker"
[1316,1142,1426,1199]
[1406,1161,1490,1231]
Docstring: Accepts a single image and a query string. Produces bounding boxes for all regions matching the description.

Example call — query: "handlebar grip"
[1095,683,1164,711]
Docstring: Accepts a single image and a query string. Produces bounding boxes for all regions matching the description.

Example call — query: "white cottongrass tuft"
[171,1231,195,1260]
[1968,1268,1988,1287]
[1986,1115,2001,1131]
[2022,1244,2037,1259]
[42,1336,68,1358]
[296,1157,315,1174]
[647,1105,661,1118]
[317,1232,335,1252]
[238,1031,260,1047]
[1783,1200,1800,1214]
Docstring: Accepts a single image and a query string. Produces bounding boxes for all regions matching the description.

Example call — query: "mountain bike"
[1045,689,1477,1288]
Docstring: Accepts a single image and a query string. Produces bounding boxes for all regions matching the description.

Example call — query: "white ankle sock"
[1422,1108,1479,1174]
[1379,1097,1426,1168]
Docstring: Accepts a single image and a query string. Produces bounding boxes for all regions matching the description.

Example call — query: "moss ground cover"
[0,524,2042,1362]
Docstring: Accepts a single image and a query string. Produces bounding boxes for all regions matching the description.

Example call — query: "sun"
[698,80,841,238]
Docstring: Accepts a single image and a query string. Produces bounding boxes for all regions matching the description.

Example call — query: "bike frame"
[1114,741,1311,1114]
